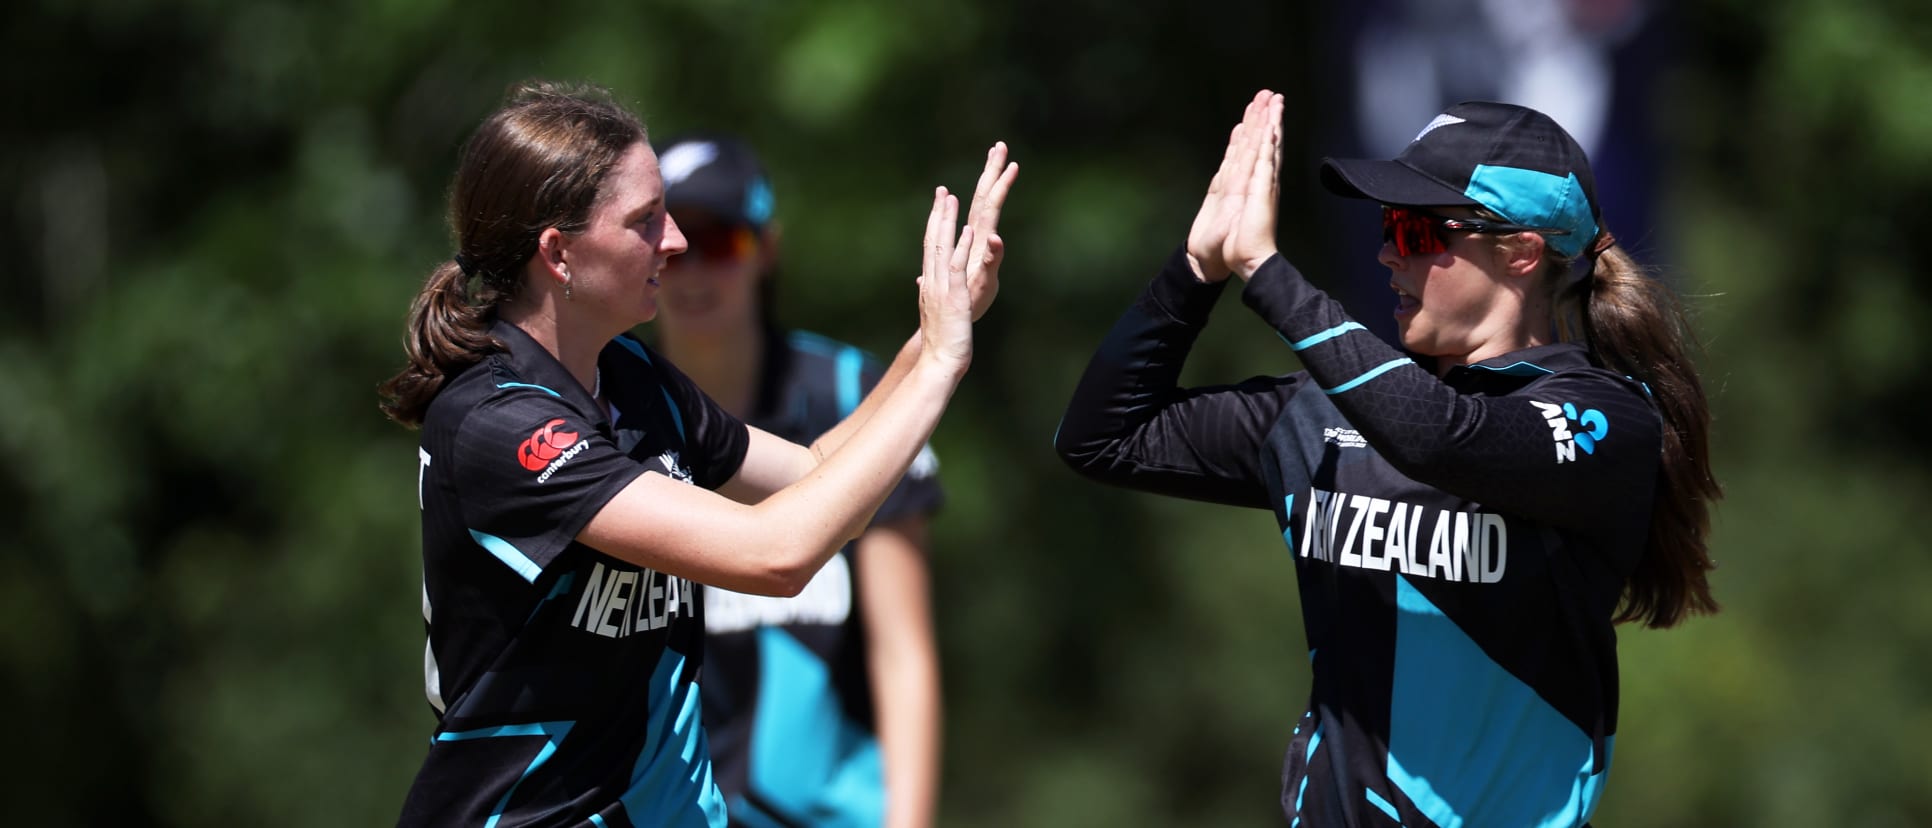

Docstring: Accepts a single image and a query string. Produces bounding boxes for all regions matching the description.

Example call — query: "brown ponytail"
[377,260,504,426]
[1553,236,1723,628]
[378,80,647,427]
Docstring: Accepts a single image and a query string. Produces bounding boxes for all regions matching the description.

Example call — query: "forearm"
[859,521,943,828]
[1056,248,1225,460]
[1055,248,1279,508]
[752,358,959,581]
[581,360,960,596]
[877,656,941,828]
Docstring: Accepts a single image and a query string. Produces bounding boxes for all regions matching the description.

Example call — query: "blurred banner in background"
[4,0,1930,824]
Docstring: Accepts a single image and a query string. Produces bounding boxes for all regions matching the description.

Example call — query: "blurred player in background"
[652,134,1011,828]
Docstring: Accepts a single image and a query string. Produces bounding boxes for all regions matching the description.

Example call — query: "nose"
[662,213,689,257]
[1376,238,1403,270]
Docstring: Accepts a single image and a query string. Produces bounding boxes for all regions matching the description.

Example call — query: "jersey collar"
[489,318,608,426]
[1460,342,1594,375]
[1442,342,1595,391]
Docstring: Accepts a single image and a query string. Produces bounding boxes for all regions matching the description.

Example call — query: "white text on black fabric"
[1297,487,1507,583]
[570,561,697,638]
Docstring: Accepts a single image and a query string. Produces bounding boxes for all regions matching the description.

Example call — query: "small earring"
[560,269,572,301]
[565,279,573,301]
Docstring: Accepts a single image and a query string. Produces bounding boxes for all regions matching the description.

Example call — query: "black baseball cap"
[656,132,775,229]
[1320,101,1600,257]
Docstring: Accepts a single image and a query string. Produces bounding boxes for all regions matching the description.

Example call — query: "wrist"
[912,349,969,384]
[1232,248,1279,281]
[1184,251,1231,284]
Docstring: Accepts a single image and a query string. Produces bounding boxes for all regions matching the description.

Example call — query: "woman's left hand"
[1223,91,1284,281]
[916,188,976,373]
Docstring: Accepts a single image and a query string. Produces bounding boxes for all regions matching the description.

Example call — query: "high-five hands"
[914,142,1019,375]
[962,142,1019,320]
[1185,90,1284,283]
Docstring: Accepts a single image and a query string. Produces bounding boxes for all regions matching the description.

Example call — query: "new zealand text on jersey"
[571,560,698,639]
[1297,487,1508,583]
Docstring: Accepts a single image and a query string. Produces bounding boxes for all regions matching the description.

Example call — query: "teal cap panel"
[1465,165,1598,258]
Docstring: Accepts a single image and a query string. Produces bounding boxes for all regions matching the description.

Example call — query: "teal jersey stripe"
[1281,494,1295,550]
[496,382,561,397]
[1388,575,1611,827]
[746,627,885,824]
[470,529,541,583]
[1466,360,1554,377]
[1290,720,1326,827]
[437,720,576,828]
[1324,358,1413,395]
[619,651,726,827]
[615,336,650,361]
[1286,322,1366,352]
[836,346,864,417]
[1364,787,1401,823]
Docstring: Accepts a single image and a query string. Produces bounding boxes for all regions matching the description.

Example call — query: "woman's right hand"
[962,142,1019,321]
[1186,90,1275,284]
[917,187,976,375]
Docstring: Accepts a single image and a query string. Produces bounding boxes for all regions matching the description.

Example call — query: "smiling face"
[563,142,688,327]
[1380,206,1546,368]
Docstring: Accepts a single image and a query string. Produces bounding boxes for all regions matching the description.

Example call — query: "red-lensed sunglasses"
[1381,206,1568,257]
[670,222,758,265]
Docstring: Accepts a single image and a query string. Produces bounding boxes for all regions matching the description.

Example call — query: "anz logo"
[1529,400,1608,464]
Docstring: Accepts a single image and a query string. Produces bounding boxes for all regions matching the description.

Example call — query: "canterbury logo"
[517,419,581,472]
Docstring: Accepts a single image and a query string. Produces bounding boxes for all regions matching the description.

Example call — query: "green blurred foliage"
[3,0,1929,824]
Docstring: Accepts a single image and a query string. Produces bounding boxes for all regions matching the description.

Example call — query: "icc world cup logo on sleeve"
[518,419,589,482]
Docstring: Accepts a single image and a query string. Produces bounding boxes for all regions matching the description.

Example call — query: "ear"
[756,221,783,272]
[1499,232,1546,280]
[534,227,571,286]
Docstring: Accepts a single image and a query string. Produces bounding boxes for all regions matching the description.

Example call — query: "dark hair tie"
[1587,231,1617,260]
[454,252,477,277]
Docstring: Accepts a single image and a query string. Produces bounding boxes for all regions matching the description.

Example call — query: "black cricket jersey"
[1056,250,1661,827]
[402,319,749,828]
[700,330,944,827]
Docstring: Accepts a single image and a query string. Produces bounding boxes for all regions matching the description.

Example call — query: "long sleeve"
[1237,253,1659,529]
[1055,249,1307,510]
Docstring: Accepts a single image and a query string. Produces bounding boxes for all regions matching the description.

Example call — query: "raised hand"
[1225,91,1284,280]
[1186,90,1272,283]
[962,142,1019,321]
[917,187,976,373]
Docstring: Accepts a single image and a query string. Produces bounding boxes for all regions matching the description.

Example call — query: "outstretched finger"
[968,160,1018,269]
[937,190,959,261]
[949,225,975,290]
[1226,110,1262,204]
[1263,93,1284,200]
[966,142,1009,228]
[971,159,1020,236]
[923,186,949,281]
[1247,94,1282,193]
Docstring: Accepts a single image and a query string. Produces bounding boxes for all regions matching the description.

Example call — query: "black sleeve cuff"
[1237,252,1328,341]
[1142,246,1231,326]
